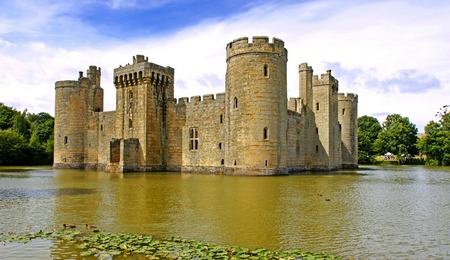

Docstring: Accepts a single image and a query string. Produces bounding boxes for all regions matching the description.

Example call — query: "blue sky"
[1,0,449,132]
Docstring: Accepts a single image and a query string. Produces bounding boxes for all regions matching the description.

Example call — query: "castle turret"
[113,55,175,171]
[338,93,358,168]
[311,69,341,169]
[225,36,288,175]
[54,66,103,168]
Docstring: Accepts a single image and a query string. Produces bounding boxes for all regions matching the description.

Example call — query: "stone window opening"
[265,160,268,167]
[316,102,320,111]
[342,108,345,115]
[64,136,68,145]
[263,127,269,140]
[129,119,133,128]
[219,142,222,149]
[100,125,103,131]
[234,97,238,109]
[220,114,223,124]
[264,64,269,77]
[221,159,224,165]
[339,124,342,132]
[316,145,319,152]
[189,128,199,151]
[139,71,143,79]
[234,160,237,166]
[316,127,319,134]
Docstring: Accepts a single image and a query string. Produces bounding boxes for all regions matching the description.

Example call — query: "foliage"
[1,229,340,259]
[0,103,19,130]
[357,116,381,164]
[0,104,54,166]
[374,114,418,156]
[0,129,30,165]
[417,105,450,166]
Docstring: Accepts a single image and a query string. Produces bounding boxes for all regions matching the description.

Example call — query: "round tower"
[225,36,288,175]
[53,78,88,168]
[338,93,358,168]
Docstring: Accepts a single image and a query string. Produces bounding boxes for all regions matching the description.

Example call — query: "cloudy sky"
[1,0,449,132]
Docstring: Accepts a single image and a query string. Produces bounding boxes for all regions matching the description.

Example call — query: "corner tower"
[54,66,103,168]
[338,93,358,168]
[225,36,288,175]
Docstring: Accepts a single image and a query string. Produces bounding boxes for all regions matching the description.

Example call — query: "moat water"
[0,165,448,259]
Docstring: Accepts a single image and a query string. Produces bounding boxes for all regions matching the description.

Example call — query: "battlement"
[338,93,358,101]
[288,97,304,113]
[133,54,148,64]
[55,80,80,89]
[299,63,313,72]
[226,36,287,61]
[313,69,338,86]
[176,93,226,105]
[114,55,174,88]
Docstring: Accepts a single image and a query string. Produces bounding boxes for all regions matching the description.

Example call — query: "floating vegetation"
[1,229,340,259]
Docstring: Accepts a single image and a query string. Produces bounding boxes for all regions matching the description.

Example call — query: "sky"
[1,0,449,132]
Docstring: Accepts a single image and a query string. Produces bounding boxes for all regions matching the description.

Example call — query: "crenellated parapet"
[313,70,338,86]
[226,36,287,61]
[175,93,226,107]
[55,80,80,89]
[338,92,358,102]
[113,55,174,89]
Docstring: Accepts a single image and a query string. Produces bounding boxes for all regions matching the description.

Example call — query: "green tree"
[417,105,450,166]
[0,104,54,165]
[0,103,19,130]
[358,115,381,164]
[12,110,31,140]
[374,114,418,157]
[29,112,54,145]
[0,129,30,165]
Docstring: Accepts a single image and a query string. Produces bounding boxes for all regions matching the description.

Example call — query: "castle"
[53,36,358,175]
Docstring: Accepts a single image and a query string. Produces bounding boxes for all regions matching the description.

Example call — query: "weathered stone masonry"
[54,36,358,175]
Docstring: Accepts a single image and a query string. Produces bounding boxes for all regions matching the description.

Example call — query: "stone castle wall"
[53,36,358,174]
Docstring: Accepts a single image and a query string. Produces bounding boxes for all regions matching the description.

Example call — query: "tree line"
[358,105,450,166]
[0,103,54,166]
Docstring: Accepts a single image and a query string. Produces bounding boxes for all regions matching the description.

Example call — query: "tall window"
[264,64,269,77]
[342,108,346,115]
[316,102,320,111]
[234,97,238,109]
[263,127,269,140]
[64,136,68,144]
[189,128,199,151]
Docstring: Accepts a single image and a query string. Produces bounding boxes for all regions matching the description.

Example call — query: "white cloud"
[105,0,181,9]
[0,0,449,132]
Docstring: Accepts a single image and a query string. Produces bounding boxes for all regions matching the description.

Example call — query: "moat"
[0,165,448,259]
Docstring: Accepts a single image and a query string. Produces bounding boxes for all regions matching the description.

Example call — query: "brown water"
[0,165,449,259]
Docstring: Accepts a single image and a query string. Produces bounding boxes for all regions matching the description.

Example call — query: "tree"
[0,104,54,165]
[0,129,30,165]
[12,110,31,140]
[358,115,381,164]
[417,105,450,166]
[0,103,19,130]
[374,114,418,157]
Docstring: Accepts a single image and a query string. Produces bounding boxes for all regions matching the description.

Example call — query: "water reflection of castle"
[54,36,358,175]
